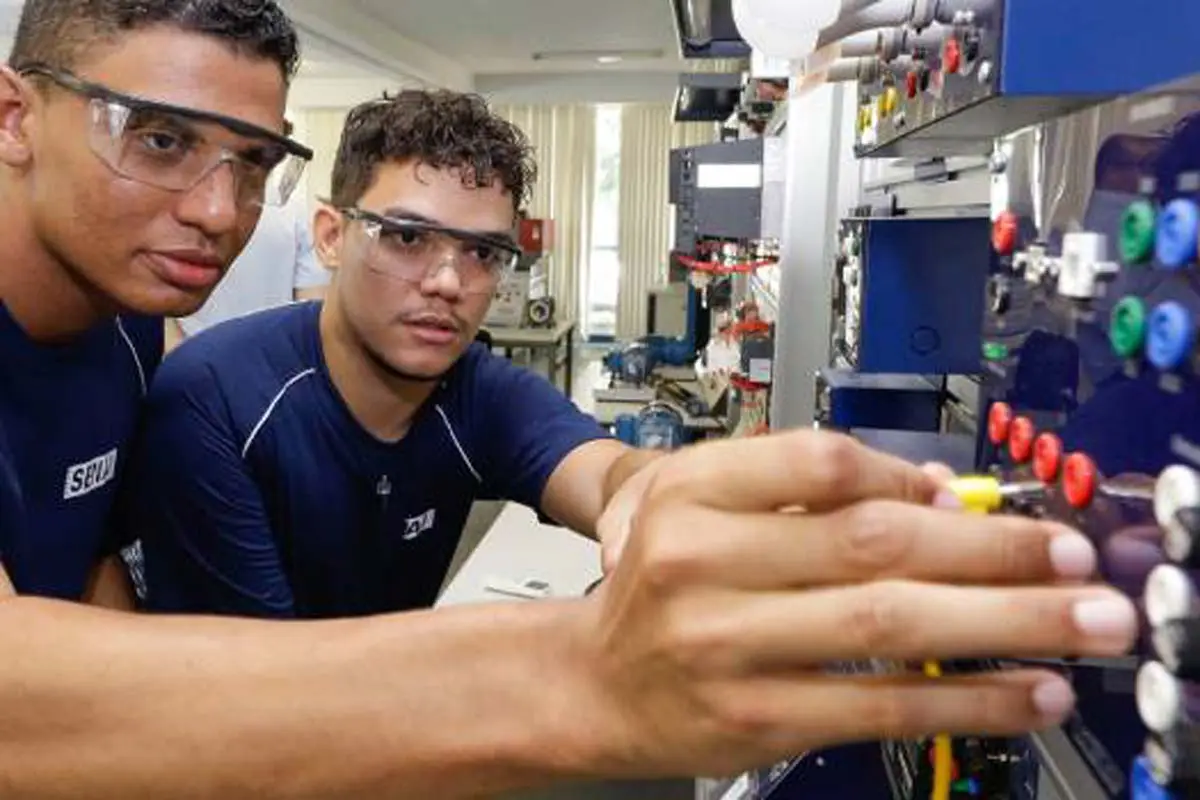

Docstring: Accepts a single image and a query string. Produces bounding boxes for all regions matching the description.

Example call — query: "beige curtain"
[615,104,717,339]
[492,104,596,325]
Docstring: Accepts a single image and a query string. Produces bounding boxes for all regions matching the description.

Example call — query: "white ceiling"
[351,0,688,74]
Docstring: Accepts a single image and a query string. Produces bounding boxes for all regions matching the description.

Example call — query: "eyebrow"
[380,205,518,243]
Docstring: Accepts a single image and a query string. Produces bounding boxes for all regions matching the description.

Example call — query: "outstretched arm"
[0,567,594,800]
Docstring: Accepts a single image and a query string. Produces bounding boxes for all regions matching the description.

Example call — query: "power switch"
[1056,232,1119,299]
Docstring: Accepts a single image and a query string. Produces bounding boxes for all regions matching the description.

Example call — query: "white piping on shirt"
[434,404,482,483]
[241,368,317,458]
[115,318,147,396]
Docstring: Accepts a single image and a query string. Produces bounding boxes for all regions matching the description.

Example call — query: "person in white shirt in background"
[165,196,329,351]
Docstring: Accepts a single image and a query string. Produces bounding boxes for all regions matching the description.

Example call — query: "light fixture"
[531,49,664,62]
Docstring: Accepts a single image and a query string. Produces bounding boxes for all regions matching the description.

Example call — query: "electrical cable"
[923,660,953,800]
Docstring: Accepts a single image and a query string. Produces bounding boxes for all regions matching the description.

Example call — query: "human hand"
[570,430,1137,779]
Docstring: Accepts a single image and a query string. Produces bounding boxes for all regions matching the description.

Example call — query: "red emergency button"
[1033,433,1063,483]
[987,402,1013,445]
[906,70,919,98]
[1063,453,1098,509]
[992,211,1019,255]
[1009,416,1035,463]
[943,38,962,74]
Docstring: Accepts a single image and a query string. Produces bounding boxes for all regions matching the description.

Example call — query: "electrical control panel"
[852,0,1200,158]
[980,72,1200,799]
[670,139,765,252]
[832,216,992,375]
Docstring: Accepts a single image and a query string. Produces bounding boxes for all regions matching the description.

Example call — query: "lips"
[405,314,461,346]
[145,250,224,292]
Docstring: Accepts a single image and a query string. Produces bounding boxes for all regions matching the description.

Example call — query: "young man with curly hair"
[121,90,657,617]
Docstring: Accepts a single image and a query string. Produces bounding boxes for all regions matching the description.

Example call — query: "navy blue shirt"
[124,301,610,618]
[0,305,162,599]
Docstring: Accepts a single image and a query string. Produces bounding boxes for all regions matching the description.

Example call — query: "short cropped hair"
[330,89,536,212]
[9,0,300,80]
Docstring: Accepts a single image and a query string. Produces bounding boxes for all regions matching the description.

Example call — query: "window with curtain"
[584,105,622,341]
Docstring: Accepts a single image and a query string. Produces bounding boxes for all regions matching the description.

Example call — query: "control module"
[980,72,1200,799]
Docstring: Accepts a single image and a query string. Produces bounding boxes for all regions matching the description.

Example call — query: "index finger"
[645,430,939,513]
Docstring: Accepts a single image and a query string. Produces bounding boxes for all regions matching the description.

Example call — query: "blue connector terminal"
[1132,755,1177,800]
[1146,301,1196,371]
[1156,198,1200,269]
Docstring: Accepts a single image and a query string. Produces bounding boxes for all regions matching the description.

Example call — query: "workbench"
[484,319,577,397]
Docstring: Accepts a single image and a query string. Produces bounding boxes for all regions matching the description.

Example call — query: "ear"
[311,203,345,271]
[0,66,37,167]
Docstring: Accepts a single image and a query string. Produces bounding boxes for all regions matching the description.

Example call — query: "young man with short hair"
[0,1,1137,796]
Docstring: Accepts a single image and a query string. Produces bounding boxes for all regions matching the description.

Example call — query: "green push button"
[983,341,1009,361]
[1109,295,1147,358]
[1119,200,1156,264]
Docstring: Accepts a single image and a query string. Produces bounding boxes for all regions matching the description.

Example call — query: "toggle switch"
[1154,617,1200,680]
[1032,433,1063,483]
[1062,452,1098,510]
[1157,465,1200,565]
[1056,232,1119,299]
[1008,416,1035,463]
[1146,301,1196,372]
[1146,564,1198,629]
[1119,200,1157,264]
[1109,295,1147,359]
[1156,198,1200,269]
[987,401,1013,446]
[1137,660,1200,734]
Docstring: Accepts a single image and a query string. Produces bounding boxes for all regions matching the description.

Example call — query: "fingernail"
[1048,534,1097,579]
[933,490,962,509]
[1072,595,1137,639]
[1032,678,1076,721]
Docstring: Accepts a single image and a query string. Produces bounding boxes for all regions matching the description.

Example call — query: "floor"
[440,343,606,590]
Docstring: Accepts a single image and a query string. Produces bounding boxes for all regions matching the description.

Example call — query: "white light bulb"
[732,0,839,58]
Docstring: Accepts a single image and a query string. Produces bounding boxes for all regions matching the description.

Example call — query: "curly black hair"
[9,0,300,80]
[331,89,537,212]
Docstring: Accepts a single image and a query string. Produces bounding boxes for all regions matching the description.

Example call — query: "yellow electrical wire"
[922,477,1004,800]
[923,660,952,800]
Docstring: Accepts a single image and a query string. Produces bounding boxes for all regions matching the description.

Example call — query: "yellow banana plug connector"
[924,477,1046,799]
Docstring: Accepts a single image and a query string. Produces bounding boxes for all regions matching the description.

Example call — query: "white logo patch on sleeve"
[63,448,118,500]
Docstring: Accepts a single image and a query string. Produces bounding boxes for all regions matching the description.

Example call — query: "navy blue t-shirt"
[123,301,610,618]
[0,304,162,599]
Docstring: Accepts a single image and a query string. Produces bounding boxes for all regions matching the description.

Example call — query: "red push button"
[1009,416,1035,463]
[1063,453,1098,509]
[943,38,962,74]
[992,211,1019,255]
[906,70,919,98]
[1033,433,1063,483]
[987,402,1013,445]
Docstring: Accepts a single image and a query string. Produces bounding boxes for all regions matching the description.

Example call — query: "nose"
[421,243,465,299]
[174,159,241,236]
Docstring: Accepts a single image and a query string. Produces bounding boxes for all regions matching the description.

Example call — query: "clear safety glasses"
[19,64,313,208]
[338,206,522,295]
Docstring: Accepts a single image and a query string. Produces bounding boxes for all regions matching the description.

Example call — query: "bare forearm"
[0,596,600,799]
[601,448,665,507]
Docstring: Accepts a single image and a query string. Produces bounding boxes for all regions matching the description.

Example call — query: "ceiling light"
[531,49,664,62]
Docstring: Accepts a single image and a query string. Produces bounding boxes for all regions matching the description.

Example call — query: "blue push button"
[1147,301,1196,370]
[1156,198,1200,269]
[1131,755,1175,799]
